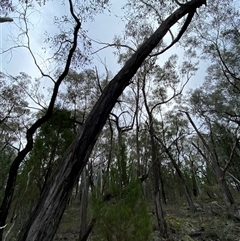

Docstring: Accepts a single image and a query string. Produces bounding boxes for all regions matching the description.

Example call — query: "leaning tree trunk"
[17,1,206,240]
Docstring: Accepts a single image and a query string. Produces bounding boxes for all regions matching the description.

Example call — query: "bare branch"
[0,0,82,235]
[0,17,13,23]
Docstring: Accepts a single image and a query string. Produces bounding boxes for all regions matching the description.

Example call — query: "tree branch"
[0,17,13,23]
[0,0,82,238]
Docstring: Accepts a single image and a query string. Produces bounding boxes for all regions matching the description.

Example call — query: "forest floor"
[54,194,240,241]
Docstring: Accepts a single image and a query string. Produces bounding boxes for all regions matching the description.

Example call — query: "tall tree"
[90,137,151,241]
[0,0,109,237]
[181,0,240,207]
[154,111,197,212]
[17,1,207,240]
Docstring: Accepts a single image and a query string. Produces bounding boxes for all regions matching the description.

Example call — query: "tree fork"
[17,1,206,240]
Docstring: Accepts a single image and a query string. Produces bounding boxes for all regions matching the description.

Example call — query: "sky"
[1,0,126,76]
[0,0,206,101]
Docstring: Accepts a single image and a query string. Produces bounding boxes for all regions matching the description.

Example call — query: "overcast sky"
[1,1,125,76]
[0,0,206,94]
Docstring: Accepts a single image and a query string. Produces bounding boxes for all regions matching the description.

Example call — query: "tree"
[0,0,83,238]
[185,111,235,206]
[154,111,197,212]
[22,108,76,195]
[16,1,206,240]
[90,134,151,241]
[179,0,240,207]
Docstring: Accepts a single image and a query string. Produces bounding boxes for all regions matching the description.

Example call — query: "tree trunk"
[79,218,96,241]
[79,166,89,241]
[150,132,168,236]
[186,112,234,207]
[190,159,198,197]
[142,71,168,235]
[157,138,197,212]
[16,1,206,240]
[0,17,13,23]
[212,161,234,207]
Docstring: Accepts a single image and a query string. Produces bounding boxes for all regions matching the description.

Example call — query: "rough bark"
[17,1,206,240]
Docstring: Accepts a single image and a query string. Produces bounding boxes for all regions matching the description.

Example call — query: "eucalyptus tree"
[112,0,200,230]
[154,110,197,212]
[0,0,109,239]
[183,0,240,207]
[0,0,207,240]
[184,0,240,127]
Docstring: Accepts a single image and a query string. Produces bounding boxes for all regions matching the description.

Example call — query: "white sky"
[0,0,206,98]
[1,1,125,76]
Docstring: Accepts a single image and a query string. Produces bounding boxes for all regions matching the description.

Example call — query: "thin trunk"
[159,166,167,205]
[154,190,167,237]
[191,160,198,197]
[142,79,167,236]
[79,218,96,241]
[155,136,197,212]
[102,118,114,192]
[135,79,141,177]
[186,112,234,207]
[79,167,89,241]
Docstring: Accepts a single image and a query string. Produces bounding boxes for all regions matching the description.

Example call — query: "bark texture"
[17,1,206,240]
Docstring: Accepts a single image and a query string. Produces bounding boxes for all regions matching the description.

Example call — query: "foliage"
[0,146,16,203]
[90,138,151,241]
[18,108,76,198]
